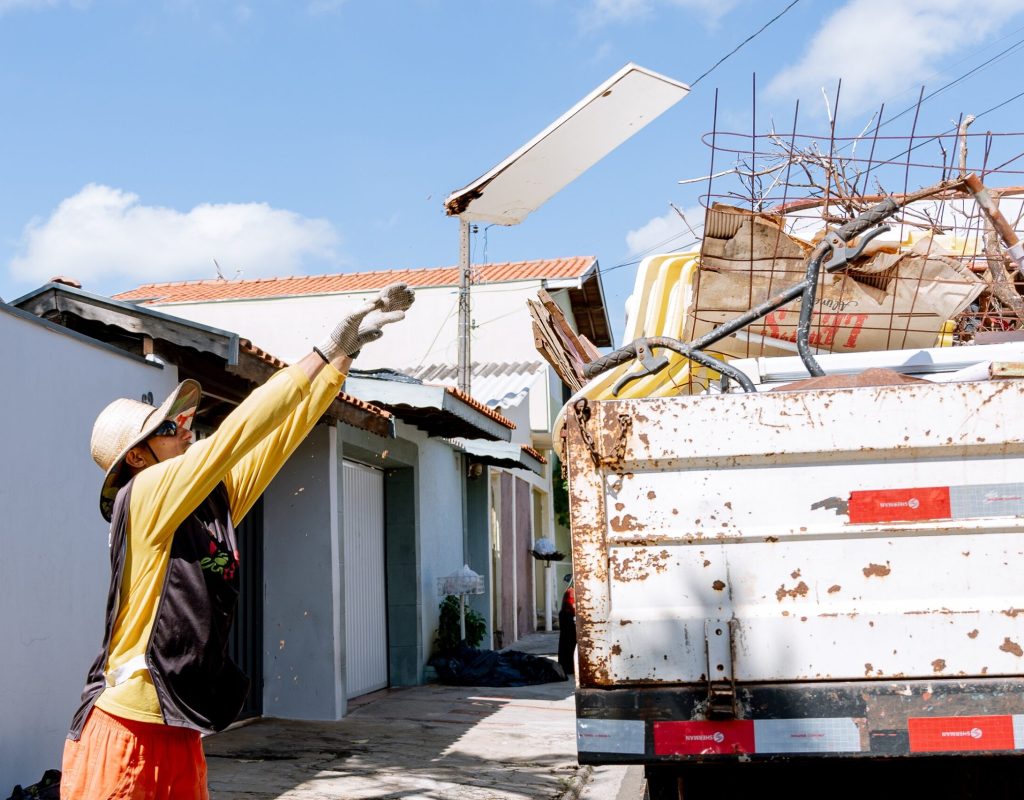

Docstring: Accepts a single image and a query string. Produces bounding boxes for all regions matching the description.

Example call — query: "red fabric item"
[61,707,208,799]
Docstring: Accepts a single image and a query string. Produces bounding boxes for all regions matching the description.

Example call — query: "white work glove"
[315,282,415,365]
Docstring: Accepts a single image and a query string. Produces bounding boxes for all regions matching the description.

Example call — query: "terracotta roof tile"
[522,445,548,464]
[113,257,597,305]
[443,386,516,429]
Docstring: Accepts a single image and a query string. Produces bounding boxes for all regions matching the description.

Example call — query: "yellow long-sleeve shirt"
[96,363,346,724]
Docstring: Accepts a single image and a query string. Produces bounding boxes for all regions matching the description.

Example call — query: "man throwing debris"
[60,283,415,800]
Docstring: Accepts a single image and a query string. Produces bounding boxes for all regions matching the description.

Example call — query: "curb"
[556,764,594,800]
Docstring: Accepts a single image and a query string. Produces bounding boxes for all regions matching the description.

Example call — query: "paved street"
[204,632,639,800]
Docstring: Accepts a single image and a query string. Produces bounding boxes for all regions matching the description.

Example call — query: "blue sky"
[2,0,1023,346]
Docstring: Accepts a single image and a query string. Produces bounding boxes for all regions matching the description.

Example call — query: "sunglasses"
[152,419,180,437]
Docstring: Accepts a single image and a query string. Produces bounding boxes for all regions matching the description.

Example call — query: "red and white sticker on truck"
[908,715,1020,752]
[653,719,861,755]
[848,482,1024,525]
[578,715,1024,757]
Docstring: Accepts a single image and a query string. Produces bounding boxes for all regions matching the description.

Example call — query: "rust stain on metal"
[864,663,873,676]
[712,580,726,591]
[703,559,711,567]
[614,502,625,512]
[968,629,979,639]
[610,514,646,532]
[776,580,810,601]
[611,644,622,656]
[765,536,779,543]
[574,618,607,685]
[962,551,970,557]
[646,490,656,500]
[608,548,671,582]
[932,659,946,673]
[1001,608,1024,618]
[862,562,891,578]
[978,381,1014,409]
[724,501,733,510]
[1000,637,1024,657]
[638,432,650,446]
[790,569,802,579]
[828,584,841,594]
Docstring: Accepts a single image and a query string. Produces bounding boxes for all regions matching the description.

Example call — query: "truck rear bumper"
[576,678,1024,763]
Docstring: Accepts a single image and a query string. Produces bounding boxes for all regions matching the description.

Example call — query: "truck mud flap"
[576,678,1024,762]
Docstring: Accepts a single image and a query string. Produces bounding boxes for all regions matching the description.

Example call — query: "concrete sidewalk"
[204,632,633,800]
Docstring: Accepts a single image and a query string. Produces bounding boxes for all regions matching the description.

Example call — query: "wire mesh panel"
[637,90,1024,396]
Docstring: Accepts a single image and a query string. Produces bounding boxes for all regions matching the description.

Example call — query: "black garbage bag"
[6,769,61,800]
[430,642,567,687]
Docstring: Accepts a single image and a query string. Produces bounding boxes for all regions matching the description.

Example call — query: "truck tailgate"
[566,379,1024,688]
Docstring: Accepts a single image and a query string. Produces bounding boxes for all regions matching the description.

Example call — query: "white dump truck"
[556,197,1024,797]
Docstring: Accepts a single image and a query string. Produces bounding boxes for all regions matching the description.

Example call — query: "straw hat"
[91,379,202,521]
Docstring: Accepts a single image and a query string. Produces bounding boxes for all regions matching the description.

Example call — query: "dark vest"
[69,478,249,739]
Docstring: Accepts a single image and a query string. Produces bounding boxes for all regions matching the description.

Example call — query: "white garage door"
[343,460,388,698]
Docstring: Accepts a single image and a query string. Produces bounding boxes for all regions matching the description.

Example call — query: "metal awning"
[444,63,690,225]
[13,282,395,437]
[343,374,514,442]
[449,438,547,476]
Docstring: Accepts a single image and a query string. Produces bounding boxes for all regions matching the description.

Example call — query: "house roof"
[449,438,548,476]
[113,257,596,304]
[407,361,546,410]
[111,256,613,347]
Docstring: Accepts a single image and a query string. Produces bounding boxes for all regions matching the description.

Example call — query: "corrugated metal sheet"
[406,361,546,409]
[343,373,515,441]
[449,438,547,475]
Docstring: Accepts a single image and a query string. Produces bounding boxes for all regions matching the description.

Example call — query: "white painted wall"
[400,421,468,657]
[0,306,179,790]
[149,282,562,369]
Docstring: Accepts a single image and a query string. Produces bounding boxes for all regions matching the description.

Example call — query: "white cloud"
[581,0,739,30]
[767,0,1024,116]
[626,204,703,256]
[9,184,341,287]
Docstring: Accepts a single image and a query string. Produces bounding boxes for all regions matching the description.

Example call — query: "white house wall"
[145,280,580,427]
[0,308,180,790]
[401,420,469,661]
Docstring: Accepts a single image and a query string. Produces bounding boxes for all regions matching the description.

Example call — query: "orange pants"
[61,706,208,800]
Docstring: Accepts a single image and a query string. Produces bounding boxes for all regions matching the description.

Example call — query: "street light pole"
[457,216,471,394]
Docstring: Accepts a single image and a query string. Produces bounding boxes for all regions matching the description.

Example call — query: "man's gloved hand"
[315,282,416,366]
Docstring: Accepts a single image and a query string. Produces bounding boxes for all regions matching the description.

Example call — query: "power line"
[690,0,801,88]
[877,33,1024,131]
